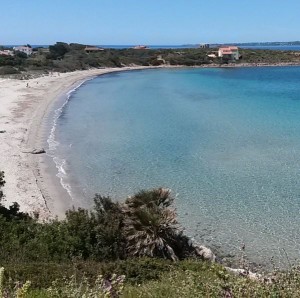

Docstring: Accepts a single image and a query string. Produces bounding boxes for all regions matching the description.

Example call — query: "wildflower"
[16,280,31,298]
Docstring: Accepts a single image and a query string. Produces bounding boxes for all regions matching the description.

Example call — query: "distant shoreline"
[198,61,300,68]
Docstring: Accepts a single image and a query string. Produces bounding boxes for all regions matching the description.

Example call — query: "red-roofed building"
[218,46,239,60]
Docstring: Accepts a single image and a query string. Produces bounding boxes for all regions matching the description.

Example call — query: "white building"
[13,46,33,56]
[218,46,239,60]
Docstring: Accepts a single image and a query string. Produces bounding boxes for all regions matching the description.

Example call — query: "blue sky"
[1,0,300,45]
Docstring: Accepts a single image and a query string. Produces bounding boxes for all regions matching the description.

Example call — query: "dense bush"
[48,42,70,60]
[0,197,124,263]
[0,66,20,75]
[1,176,174,265]
[0,177,199,265]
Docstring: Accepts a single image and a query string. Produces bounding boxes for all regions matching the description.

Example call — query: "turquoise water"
[50,67,300,267]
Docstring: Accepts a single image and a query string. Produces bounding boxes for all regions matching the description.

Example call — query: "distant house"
[218,46,239,60]
[13,46,33,56]
[84,46,104,53]
[0,50,14,56]
[133,45,148,50]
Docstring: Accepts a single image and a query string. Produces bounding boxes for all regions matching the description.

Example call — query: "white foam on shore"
[46,77,95,200]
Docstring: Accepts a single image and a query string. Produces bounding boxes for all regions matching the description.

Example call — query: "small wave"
[47,79,89,152]
[53,156,73,199]
[47,76,95,199]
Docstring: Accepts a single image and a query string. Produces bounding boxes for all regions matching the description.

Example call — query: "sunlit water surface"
[50,67,300,268]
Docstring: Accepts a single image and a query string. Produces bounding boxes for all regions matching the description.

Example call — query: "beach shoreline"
[1,62,300,219]
[0,66,157,218]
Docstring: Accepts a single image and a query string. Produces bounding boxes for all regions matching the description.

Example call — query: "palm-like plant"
[122,188,180,261]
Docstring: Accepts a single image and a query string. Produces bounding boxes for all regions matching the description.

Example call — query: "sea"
[48,66,300,268]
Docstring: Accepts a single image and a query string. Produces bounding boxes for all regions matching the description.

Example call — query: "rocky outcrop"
[193,243,216,262]
[225,267,262,281]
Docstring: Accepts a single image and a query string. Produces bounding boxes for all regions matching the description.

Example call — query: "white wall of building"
[13,46,33,56]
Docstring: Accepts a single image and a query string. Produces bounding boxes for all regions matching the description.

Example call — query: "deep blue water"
[50,67,300,267]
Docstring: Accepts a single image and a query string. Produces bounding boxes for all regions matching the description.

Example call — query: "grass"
[2,260,300,297]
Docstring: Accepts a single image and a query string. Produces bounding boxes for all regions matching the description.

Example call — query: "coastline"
[0,66,156,218]
[1,62,300,219]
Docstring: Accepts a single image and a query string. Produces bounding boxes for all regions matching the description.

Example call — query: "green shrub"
[0,66,20,75]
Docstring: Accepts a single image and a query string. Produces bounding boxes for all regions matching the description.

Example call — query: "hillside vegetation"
[1,171,300,296]
[1,42,300,78]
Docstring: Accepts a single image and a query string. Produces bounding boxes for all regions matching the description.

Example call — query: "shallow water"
[50,67,300,268]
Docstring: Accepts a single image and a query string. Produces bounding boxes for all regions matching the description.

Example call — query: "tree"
[63,195,125,261]
[122,188,180,261]
[48,42,70,59]
[92,195,125,260]
[15,51,27,59]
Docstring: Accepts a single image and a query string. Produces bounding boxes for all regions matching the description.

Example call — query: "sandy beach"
[0,67,151,218]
